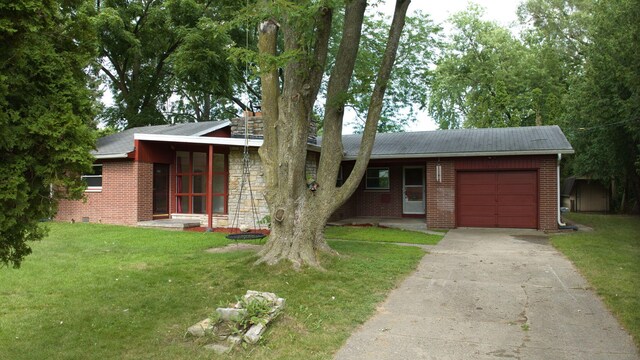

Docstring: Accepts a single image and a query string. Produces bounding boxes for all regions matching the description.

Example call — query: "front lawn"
[0,222,424,359]
[324,225,443,245]
[551,213,640,346]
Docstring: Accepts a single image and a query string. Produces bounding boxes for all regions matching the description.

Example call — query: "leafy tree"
[331,10,440,133]
[95,0,243,129]
[255,0,411,268]
[560,0,640,211]
[428,5,536,129]
[0,0,96,267]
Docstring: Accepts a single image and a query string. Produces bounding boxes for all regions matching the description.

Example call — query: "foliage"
[552,213,640,346]
[428,0,640,211]
[0,222,424,359]
[94,0,244,129]
[328,10,441,133]
[559,0,640,211]
[429,5,539,129]
[324,225,442,245]
[0,0,96,267]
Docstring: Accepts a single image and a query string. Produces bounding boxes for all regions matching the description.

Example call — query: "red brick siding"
[538,156,558,231]
[56,160,154,225]
[352,164,404,217]
[426,159,456,229]
[447,155,558,230]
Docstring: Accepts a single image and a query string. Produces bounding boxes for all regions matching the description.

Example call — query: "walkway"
[335,228,639,360]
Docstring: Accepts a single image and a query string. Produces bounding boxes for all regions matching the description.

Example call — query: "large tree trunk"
[255,0,411,269]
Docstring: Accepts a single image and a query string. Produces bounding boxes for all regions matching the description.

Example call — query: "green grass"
[551,213,640,346]
[0,222,425,360]
[324,225,443,245]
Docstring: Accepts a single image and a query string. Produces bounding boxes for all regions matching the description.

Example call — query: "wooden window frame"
[175,150,228,215]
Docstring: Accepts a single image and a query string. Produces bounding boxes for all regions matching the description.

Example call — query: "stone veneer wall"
[227,148,269,229]
[226,148,319,230]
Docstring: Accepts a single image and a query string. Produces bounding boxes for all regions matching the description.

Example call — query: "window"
[366,167,390,190]
[82,164,102,191]
[175,151,228,215]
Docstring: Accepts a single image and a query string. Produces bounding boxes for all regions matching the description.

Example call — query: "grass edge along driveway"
[0,222,428,360]
[551,213,640,348]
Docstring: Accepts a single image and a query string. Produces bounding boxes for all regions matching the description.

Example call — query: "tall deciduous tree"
[330,10,440,133]
[560,0,640,211]
[0,0,96,267]
[428,6,535,129]
[95,0,242,129]
[255,0,411,268]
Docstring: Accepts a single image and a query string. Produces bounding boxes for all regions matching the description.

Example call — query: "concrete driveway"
[335,228,639,360]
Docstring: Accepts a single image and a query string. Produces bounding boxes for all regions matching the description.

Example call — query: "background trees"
[95,0,245,129]
[0,0,96,267]
[427,0,639,211]
[331,10,441,133]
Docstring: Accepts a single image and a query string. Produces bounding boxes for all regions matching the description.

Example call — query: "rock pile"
[186,290,285,354]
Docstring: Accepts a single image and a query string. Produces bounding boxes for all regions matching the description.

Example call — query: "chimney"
[230,111,318,145]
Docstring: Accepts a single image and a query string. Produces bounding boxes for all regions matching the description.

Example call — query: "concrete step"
[137,219,201,230]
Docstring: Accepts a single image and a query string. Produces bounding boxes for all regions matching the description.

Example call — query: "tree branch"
[316,0,367,204]
[335,0,411,208]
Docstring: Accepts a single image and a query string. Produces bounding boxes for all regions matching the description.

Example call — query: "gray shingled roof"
[338,125,573,159]
[94,121,229,157]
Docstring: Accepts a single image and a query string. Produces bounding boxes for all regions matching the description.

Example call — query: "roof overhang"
[190,120,231,136]
[134,133,264,147]
[343,149,575,161]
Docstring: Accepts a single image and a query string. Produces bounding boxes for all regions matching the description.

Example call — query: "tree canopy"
[95,0,245,129]
[0,0,96,267]
[427,0,640,211]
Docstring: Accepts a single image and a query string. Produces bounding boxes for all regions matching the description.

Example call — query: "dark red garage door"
[457,171,538,228]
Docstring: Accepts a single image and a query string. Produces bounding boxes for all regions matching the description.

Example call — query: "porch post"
[207,144,213,229]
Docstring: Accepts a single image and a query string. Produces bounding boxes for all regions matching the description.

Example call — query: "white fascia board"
[94,153,130,159]
[134,133,263,147]
[342,149,575,161]
[191,121,231,137]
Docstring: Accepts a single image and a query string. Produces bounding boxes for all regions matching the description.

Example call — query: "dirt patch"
[205,243,262,253]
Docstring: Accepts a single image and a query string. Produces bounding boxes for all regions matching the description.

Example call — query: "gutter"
[342,149,575,161]
[94,153,130,159]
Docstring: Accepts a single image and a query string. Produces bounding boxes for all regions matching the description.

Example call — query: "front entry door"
[403,166,425,215]
[153,164,170,218]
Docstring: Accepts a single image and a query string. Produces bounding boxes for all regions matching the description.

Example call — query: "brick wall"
[426,159,456,228]
[332,155,559,231]
[538,156,558,231]
[56,160,154,225]
[352,164,404,217]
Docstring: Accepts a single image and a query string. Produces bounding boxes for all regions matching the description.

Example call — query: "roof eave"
[134,133,263,147]
[342,149,575,161]
[190,120,232,136]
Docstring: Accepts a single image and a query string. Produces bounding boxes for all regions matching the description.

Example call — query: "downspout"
[557,153,566,227]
